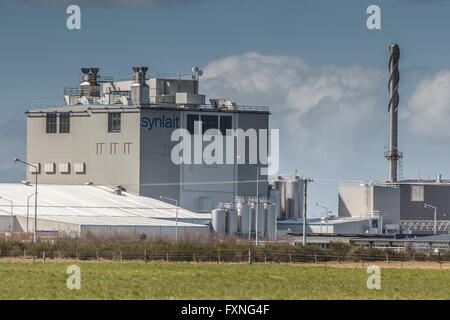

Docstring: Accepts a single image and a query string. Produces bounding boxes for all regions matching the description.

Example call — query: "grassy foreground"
[0,261,448,300]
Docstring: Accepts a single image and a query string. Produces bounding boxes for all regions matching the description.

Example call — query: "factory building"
[25,67,269,214]
[333,45,450,236]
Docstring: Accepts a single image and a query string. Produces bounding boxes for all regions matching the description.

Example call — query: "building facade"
[26,67,270,213]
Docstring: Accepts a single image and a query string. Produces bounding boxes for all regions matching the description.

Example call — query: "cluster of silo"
[270,176,304,220]
[211,203,237,236]
[211,198,277,240]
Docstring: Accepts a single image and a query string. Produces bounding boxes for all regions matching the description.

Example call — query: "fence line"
[0,248,447,264]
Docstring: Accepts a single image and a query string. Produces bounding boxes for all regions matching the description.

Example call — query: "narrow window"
[59,113,70,133]
[96,143,104,155]
[124,143,132,154]
[108,113,121,133]
[187,114,199,135]
[220,116,232,135]
[46,114,57,133]
[411,185,424,202]
[110,143,118,155]
[201,115,218,134]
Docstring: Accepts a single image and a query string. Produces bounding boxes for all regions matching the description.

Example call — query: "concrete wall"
[26,104,269,213]
[26,107,141,194]
[372,185,400,224]
[236,112,269,199]
[338,186,373,218]
[401,184,450,221]
[139,108,181,204]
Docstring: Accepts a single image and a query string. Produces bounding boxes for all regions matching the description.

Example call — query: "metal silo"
[226,208,238,236]
[286,176,303,220]
[269,189,281,219]
[237,202,250,236]
[273,176,286,219]
[211,208,226,235]
[251,201,264,237]
[264,202,276,240]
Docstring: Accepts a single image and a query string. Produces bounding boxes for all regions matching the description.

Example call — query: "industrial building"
[0,65,276,240]
[333,44,450,235]
[2,44,449,241]
[25,67,269,214]
[0,183,209,239]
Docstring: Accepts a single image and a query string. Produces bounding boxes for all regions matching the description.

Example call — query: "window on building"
[46,114,57,133]
[220,116,232,135]
[110,143,118,155]
[201,115,218,134]
[411,185,424,202]
[187,114,199,135]
[108,113,121,133]
[96,143,105,155]
[59,113,70,133]
[371,219,378,229]
[124,143,132,155]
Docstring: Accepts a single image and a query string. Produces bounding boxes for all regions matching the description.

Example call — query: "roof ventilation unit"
[131,67,150,105]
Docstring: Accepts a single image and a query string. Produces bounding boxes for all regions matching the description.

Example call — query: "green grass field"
[0,261,448,299]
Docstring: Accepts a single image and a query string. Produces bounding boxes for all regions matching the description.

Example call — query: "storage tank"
[286,176,303,220]
[237,202,250,236]
[269,189,281,219]
[264,202,276,240]
[225,207,238,236]
[250,202,264,237]
[273,176,286,218]
[211,208,226,235]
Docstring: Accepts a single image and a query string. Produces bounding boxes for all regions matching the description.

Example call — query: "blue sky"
[1,0,450,216]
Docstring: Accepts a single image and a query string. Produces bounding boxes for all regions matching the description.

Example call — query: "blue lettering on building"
[141,115,180,131]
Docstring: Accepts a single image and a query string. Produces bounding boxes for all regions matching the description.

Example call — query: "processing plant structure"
[0,44,449,241]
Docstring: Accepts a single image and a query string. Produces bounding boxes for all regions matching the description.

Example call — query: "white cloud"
[202,52,387,173]
[407,70,450,138]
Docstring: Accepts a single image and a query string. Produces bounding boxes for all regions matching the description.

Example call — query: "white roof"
[0,184,210,228]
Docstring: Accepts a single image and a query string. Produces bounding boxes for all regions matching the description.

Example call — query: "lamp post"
[255,164,259,247]
[424,204,437,235]
[26,193,36,239]
[14,158,38,243]
[160,195,179,242]
[0,197,13,237]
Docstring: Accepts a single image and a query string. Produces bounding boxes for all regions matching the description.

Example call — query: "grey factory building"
[25,67,269,214]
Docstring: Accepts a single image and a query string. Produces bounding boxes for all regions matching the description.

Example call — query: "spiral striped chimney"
[385,44,402,182]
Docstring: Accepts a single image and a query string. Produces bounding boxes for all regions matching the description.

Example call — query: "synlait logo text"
[141,115,180,131]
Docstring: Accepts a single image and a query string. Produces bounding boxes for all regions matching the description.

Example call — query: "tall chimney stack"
[385,44,402,182]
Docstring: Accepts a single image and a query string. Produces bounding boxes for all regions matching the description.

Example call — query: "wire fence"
[0,248,448,264]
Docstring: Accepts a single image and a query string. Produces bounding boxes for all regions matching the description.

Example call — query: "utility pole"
[302,178,313,246]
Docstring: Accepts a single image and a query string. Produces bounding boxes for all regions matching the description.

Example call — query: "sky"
[0,0,449,217]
